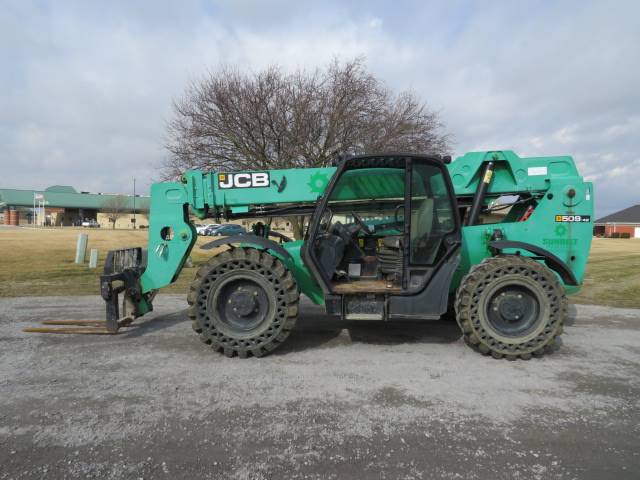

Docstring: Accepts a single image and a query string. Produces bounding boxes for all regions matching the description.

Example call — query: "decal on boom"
[555,214,591,223]
[218,172,271,189]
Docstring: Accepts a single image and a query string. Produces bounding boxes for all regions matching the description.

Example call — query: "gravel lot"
[1,295,639,479]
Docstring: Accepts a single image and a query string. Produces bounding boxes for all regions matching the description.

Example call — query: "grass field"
[1,227,639,308]
[570,237,640,308]
[0,227,213,297]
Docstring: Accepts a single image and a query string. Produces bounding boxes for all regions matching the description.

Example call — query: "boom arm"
[139,167,337,294]
[139,182,197,292]
[183,167,337,219]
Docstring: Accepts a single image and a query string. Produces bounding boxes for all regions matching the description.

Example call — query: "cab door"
[388,157,461,319]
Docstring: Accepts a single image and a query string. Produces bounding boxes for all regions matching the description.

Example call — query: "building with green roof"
[0,185,149,228]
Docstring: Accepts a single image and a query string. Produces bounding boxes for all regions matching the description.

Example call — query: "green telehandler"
[28,151,594,359]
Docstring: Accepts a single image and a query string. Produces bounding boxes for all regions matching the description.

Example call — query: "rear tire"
[187,247,299,358]
[455,255,567,359]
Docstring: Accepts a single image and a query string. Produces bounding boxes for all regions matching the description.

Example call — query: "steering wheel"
[318,207,333,233]
[332,221,365,260]
[351,211,373,235]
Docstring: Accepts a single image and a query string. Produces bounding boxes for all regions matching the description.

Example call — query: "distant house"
[594,205,640,238]
[0,185,149,228]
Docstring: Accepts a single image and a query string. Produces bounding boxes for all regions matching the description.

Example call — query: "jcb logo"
[555,214,591,223]
[218,172,270,189]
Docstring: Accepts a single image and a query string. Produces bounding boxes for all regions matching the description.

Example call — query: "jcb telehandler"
[29,151,594,359]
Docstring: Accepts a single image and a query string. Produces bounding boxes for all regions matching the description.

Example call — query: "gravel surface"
[1,295,639,479]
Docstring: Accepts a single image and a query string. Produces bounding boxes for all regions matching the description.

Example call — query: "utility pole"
[133,177,136,229]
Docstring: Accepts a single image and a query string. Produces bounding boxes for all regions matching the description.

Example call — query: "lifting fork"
[23,316,134,335]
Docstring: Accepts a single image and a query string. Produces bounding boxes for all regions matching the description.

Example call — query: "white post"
[89,248,99,268]
[75,233,88,264]
[133,177,136,229]
[34,193,44,226]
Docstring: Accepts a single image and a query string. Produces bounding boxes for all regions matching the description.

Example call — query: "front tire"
[188,248,299,358]
[455,255,567,359]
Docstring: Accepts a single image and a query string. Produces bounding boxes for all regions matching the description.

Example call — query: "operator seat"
[378,197,435,275]
[410,197,434,259]
[315,233,345,279]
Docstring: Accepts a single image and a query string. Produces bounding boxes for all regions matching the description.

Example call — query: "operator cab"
[305,154,461,320]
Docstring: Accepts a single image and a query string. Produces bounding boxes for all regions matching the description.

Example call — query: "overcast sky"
[1,1,638,216]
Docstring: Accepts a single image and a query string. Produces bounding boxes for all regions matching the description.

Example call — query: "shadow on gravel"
[274,312,462,356]
[98,299,577,357]
[565,303,578,326]
[117,303,463,355]
[120,310,188,338]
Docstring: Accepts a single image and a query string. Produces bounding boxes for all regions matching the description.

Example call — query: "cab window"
[410,163,455,264]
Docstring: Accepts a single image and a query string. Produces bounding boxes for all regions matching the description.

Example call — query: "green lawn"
[1,228,639,308]
[0,227,212,297]
[570,238,640,308]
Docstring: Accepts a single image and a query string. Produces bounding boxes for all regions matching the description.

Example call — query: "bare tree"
[165,58,450,238]
[102,195,129,229]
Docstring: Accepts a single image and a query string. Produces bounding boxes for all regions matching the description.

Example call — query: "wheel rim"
[208,272,275,339]
[485,285,540,337]
[214,278,270,332]
[476,274,551,345]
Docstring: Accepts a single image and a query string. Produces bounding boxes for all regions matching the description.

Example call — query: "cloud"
[1,0,638,216]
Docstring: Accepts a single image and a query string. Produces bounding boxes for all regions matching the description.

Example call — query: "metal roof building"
[0,185,149,227]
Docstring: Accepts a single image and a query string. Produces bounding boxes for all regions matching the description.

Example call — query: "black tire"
[187,247,299,358]
[455,255,567,359]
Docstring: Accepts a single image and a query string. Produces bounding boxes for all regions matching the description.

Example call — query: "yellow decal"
[483,170,494,184]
